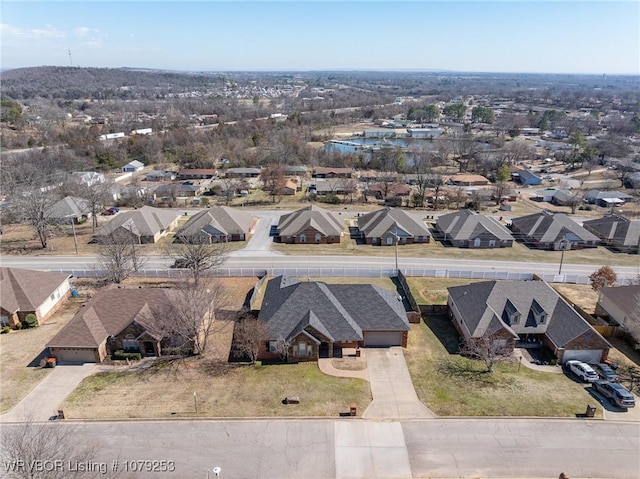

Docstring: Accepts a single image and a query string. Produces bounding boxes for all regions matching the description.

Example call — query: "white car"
[565,360,599,382]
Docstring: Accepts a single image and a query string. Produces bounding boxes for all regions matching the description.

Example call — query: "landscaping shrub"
[14,321,22,330]
[1,326,10,334]
[24,314,38,328]
[112,350,142,361]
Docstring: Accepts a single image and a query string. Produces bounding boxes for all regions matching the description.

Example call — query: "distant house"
[596,285,640,329]
[624,173,640,189]
[312,167,354,179]
[48,196,91,224]
[175,206,256,243]
[448,174,490,186]
[48,287,195,363]
[94,206,181,244]
[583,214,640,254]
[225,167,261,178]
[313,180,353,196]
[513,169,542,186]
[537,188,577,207]
[155,182,205,198]
[276,205,343,244]
[122,160,145,173]
[1,268,72,328]
[510,211,599,250]
[357,207,430,246]
[448,280,610,364]
[145,170,177,182]
[71,171,106,187]
[284,165,308,176]
[367,183,412,200]
[178,169,218,180]
[256,276,409,361]
[583,190,633,208]
[436,209,513,248]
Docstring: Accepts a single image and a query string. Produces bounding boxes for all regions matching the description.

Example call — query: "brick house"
[275,205,343,244]
[357,207,431,245]
[0,268,72,329]
[436,209,513,248]
[255,276,409,361]
[583,214,640,254]
[175,206,257,243]
[47,287,195,363]
[93,206,182,244]
[510,211,599,250]
[447,280,610,364]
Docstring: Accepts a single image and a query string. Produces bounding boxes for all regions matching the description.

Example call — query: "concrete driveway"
[0,363,98,422]
[362,347,434,419]
[230,211,284,257]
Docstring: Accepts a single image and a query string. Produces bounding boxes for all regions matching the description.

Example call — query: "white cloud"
[1,23,65,39]
[74,27,92,37]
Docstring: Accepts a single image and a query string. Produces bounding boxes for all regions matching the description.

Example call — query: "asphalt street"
[3,418,637,479]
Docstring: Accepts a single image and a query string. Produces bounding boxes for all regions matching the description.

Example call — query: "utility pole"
[68,48,73,66]
[558,236,568,275]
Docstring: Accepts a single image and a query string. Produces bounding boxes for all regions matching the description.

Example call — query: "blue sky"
[1,1,638,74]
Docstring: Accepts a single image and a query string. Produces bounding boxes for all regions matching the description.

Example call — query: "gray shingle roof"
[599,285,640,319]
[357,207,431,240]
[95,206,181,238]
[436,209,513,241]
[511,211,598,243]
[584,190,633,203]
[448,280,609,348]
[277,205,343,237]
[176,206,255,239]
[0,268,71,315]
[583,214,640,248]
[258,276,409,343]
[48,196,91,221]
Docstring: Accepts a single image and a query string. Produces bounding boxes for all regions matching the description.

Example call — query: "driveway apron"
[362,347,434,419]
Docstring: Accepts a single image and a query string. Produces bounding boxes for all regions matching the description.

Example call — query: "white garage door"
[562,350,602,364]
[364,331,402,347]
[53,348,97,364]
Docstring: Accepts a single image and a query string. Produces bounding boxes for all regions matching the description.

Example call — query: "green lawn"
[404,316,601,417]
[62,360,371,419]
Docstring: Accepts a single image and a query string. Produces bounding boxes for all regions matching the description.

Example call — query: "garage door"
[562,350,602,364]
[364,331,402,347]
[53,348,97,364]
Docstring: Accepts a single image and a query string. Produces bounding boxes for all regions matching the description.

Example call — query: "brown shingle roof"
[47,287,176,348]
[0,268,71,314]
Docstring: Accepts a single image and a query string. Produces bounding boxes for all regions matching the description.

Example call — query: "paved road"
[2,418,636,478]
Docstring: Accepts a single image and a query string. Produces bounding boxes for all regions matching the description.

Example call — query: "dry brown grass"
[0,280,98,413]
[552,284,600,315]
[331,358,367,371]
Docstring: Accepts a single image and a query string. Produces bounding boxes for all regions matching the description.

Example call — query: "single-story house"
[366,183,412,200]
[284,166,308,176]
[624,173,640,189]
[448,174,490,186]
[1,268,72,328]
[357,207,431,245]
[122,160,145,173]
[47,287,193,363]
[436,209,513,248]
[513,169,542,186]
[175,206,257,243]
[276,205,343,244]
[583,190,634,208]
[312,180,354,196]
[595,285,640,329]
[145,170,177,182]
[155,182,205,198]
[257,276,410,360]
[448,280,611,364]
[48,196,91,224]
[71,171,106,187]
[224,167,261,178]
[510,211,599,250]
[93,206,181,244]
[312,167,354,179]
[583,214,640,254]
[178,169,218,180]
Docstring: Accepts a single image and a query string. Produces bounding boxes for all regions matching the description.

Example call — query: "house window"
[386,236,393,245]
[123,334,138,351]
[268,341,277,352]
[299,234,306,243]
[489,240,496,247]
[473,238,481,247]
[295,342,308,357]
[315,233,321,243]
[0,316,8,327]
[585,333,591,340]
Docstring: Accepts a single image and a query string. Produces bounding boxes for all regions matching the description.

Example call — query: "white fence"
[47,267,592,284]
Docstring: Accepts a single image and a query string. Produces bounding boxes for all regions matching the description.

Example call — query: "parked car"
[591,363,618,382]
[170,258,193,269]
[101,207,119,216]
[565,360,599,382]
[592,380,636,408]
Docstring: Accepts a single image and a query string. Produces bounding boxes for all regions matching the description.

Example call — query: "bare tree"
[12,186,57,249]
[76,183,112,232]
[154,279,230,356]
[260,164,287,203]
[231,316,270,363]
[459,335,514,373]
[0,415,109,479]
[96,231,146,284]
[589,265,618,291]
[166,235,227,286]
